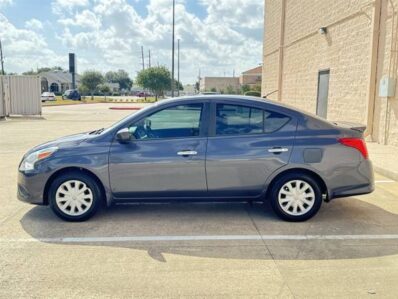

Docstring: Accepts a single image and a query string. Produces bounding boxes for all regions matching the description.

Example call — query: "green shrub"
[244,91,261,97]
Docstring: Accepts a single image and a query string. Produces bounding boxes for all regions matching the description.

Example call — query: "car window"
[129,104,203,140]
[216,104,263,135]
[216,104,290,136]
[264,110,291,133]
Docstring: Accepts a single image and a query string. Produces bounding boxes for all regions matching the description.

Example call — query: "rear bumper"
[329,159,375,199]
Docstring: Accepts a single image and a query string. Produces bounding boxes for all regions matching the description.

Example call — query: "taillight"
[338,138,369,159]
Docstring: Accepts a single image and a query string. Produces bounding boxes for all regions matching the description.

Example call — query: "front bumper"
[17,170,49,205]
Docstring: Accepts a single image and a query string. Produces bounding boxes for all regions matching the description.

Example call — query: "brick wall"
[262,0,398,146]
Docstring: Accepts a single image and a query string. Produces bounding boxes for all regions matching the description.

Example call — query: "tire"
[49,171,101,222]
[269,173,322,222]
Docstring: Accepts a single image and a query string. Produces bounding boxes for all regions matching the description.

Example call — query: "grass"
[42,96,157,106]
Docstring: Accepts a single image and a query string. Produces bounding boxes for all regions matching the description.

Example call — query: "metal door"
[316,70,330,119]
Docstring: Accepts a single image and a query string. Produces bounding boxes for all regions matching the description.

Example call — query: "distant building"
[239,66,262,87]
[181,84,196,96]
[40,71,80,93]
[199,77,240,93]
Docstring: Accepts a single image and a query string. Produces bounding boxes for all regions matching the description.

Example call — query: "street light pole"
[177,38,180,96]
[171,0,175,97]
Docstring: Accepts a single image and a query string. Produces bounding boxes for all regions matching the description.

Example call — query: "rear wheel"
[49,172,101,221]
[269,173,322,221]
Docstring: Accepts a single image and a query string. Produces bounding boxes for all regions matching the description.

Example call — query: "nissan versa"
[17,96,374,222]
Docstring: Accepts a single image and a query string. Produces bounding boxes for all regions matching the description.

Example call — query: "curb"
[109,107,142,110]
[372,165,398,181]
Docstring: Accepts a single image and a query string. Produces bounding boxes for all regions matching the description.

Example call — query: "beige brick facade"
[199,77,240,93]
[262,0,398,146]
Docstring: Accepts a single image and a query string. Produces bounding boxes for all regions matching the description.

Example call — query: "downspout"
[366,0,384,139]
[277,0,286,102]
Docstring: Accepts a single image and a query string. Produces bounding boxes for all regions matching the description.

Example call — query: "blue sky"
[0,0,264,83]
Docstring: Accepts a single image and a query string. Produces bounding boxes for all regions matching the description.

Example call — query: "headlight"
[19,146,58,171]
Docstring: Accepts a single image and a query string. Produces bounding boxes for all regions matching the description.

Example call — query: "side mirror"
[116,128,132,143]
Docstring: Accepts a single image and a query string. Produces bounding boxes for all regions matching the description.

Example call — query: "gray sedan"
[17,96,374,222]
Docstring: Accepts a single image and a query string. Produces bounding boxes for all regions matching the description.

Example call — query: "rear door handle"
[268,147,289,154]
[177,150,198,156]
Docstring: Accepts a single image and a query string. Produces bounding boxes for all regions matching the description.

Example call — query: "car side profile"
[17,96,374,222]
[62,89,81,101]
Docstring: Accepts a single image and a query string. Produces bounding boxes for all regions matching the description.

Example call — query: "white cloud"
[0,0,13,8]
[56,0,263,83]
[0,14,66,73]
[25,18,43,31]
[4,0,264,83]
[59,10,101,29]
[52,0,89,14]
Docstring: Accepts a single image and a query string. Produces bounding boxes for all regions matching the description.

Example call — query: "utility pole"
[148,49,151,68]
[177,39,180,96]
[0,39,5,75]
[141,46,145,70]
[171,0,175,97]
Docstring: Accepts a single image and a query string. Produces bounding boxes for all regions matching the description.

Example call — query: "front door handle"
[268,147,289,154]
[177,150,198,156]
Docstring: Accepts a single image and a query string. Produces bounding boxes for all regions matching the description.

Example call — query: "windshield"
[101,103,157,134]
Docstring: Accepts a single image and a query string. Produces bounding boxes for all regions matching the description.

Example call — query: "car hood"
[26,132,90,155]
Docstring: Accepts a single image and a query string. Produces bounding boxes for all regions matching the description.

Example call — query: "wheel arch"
[43,167,107,205]
[264,167,329,201]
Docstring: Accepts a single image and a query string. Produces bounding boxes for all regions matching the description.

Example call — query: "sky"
[0,0,264,84]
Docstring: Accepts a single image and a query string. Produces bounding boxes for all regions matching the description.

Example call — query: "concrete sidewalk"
[367,142,398,181]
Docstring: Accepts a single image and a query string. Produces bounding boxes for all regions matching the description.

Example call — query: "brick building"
[262,0,398,146]
[239,66,262,87]
[199,77,240,93]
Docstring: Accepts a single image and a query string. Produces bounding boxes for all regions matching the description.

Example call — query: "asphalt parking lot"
[1,103,398,298]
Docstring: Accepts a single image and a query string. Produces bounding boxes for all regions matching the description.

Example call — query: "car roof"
[159,95,291,110]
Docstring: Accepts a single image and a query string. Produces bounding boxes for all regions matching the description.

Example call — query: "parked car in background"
[17,95,374,222]
[41,92,56,102]
[62,89,81,101]
[136,91,152,97]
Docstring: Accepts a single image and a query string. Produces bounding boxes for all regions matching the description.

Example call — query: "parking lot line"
[1,234,398,243]
[375,180,395,183]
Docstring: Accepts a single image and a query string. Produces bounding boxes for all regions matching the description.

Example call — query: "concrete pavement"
[0,103,398,298]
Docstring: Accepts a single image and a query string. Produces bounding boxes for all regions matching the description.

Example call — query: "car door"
[109,102,209,200]
[206,100,297,198]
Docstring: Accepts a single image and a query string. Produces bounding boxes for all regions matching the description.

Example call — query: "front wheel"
[49,172,101,221]
[269,174,322,222]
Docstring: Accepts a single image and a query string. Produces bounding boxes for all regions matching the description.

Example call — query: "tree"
[98,84,111,94]
[78,84,89,96]
[23,66,64,75]
[173,79,184,91]
[210,87,217,92]
[80,70,104,100]
[195,81,200,92]
[241,84,250,94]
[252,84,261,93]
[225,85,236,95]
[136,66,171,100]
[22,70,37,75]
[105,69,132,91]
